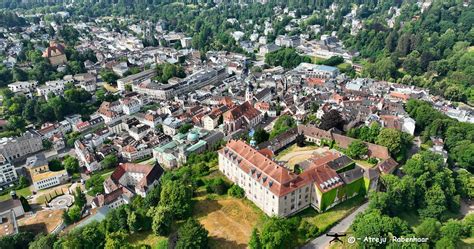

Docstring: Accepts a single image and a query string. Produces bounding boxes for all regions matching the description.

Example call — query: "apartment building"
[0,131,43,162]
[132,67,228,100]
[0,155,17,187]
[293,63,340,79]
[8,81,38,97]
[92,163,164,209]
[117,69,157,91]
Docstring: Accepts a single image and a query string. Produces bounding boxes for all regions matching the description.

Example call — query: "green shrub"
[205,178,228,195]
[155,239,168,249]
[298,220,320,239]
[367,158,378,165]
[227,184,245,198]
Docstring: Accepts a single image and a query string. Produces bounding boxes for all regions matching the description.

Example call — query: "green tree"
[419,184,447,220]
[85,175,105,196]
[270,115,296,138]
[48,159,63,171]
[159,180,193,219]
[62,210,72,225]
[68,205,82,223]
[440,219,465,243]
[63,156,80,174]
[104,231,129,249]
[175,218,209,249]
[99,69,119,84]
[28,234,57,249]
[101,154,118,169]
[455,169,474,199]
[264,48,311,69]
[258,217,299,249]
[248,228,262,249]
[74,187,86,209]
[415,218,441,243]
[19,196,31,212]
[451,140,474,172]
[143,183,161,209]
[18,175,28,188]
[178,123,193,134]
[352,210,410,248]
[319,109,344,131]
[0,232,35,249]
[80,222,106,249]
[347,140,368,159]
[376,128,412,158]
[152,206,173,236]
[253,128,270,144]
[127,211,140,233]
[227,184,245,198]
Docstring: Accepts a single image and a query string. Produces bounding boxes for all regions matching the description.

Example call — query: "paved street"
[302,202,369,249]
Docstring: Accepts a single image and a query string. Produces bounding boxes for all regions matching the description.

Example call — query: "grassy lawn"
[101,171,113,179]
[103,83,118,93]
[91,167,115,177]
[337,62,352,71]
[354,159,376,168]
[126,231,168,247]
[328,228,358,249]
[0,186,32,201]
[35,184,70,204]
[311,56,326,64]
[297,195,366,233]
[193,196,265,249]
[461,237,474,248]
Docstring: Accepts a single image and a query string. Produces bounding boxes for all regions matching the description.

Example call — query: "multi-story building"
[219,140,374,217]
[74,140,100,172]
[120,97,142,115]
[36,80,68,100]
[26,154,68,191]
[8,81,38,97]
[0,131,43,162]
[292,63,340,79]
[132,67,228,100]
[154,128,224,168]
[223,101,263,134]
[92,163,164,209]
[0,155,17,187]
[0,209,19,237]
[117,69,156,91]
[275,35,301,48]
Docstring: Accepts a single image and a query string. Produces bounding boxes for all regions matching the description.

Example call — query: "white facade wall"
[33,172,68,191]
[0,163,17,186]
[219,151,319,217]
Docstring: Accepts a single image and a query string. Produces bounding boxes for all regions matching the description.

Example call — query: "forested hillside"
[2,0,473,104]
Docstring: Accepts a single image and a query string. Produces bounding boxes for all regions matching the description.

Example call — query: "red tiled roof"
[222,140,347,196]
[377,158,399,174]
[110,163,163,193]
[390,92,410,101]
[42,42,66,58]
[224,101,261,122]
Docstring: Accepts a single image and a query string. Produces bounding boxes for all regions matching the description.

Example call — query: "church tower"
[245,82,254,103]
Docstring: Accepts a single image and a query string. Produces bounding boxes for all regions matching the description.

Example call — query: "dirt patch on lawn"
[18,209,63,234]
[194,198,263,249]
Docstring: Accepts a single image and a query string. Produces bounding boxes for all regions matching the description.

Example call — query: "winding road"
[302,202,369,249]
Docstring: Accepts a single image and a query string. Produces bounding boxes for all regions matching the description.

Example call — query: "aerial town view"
[0,0,472,248]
